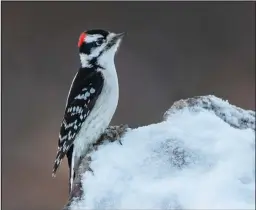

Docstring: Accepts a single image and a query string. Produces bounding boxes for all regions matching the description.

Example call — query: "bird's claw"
[88,166,94,175]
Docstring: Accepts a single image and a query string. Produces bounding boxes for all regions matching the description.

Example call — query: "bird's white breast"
[73,66,119,158]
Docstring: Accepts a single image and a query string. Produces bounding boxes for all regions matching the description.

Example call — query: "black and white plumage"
[52,29,125,191]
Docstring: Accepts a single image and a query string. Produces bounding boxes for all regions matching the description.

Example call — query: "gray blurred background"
[2,2,255,210]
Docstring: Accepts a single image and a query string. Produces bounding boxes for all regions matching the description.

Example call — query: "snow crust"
[71,96,255,210]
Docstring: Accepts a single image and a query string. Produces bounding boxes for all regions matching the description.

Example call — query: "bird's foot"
[102,124,128,144]
[88,166,94,175]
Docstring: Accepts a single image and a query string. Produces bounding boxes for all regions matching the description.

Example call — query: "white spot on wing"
[90,88,95,94]
[59,134,67,142]
[75,92,90,100]
[85,92,90,98]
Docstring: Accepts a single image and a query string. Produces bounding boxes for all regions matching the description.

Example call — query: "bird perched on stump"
[52,29,125,191]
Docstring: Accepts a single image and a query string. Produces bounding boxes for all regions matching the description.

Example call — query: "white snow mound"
[71,96,255,210]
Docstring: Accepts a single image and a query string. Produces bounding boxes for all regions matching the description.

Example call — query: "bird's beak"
[108,32,125,47]
[113,32,125,40]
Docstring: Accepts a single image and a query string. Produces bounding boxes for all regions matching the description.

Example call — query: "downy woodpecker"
[52,29,124,191]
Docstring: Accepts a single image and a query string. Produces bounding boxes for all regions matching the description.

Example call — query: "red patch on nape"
[78,32,86,48]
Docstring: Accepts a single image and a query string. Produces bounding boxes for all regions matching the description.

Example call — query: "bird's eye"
[96,38,104,46]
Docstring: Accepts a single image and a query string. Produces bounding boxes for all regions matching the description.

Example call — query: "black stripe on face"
[79,41,97,54]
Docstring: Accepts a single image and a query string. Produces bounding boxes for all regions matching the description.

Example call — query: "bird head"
[78,29,125,68]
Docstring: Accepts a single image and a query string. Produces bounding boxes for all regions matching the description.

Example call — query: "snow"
[70,96,255,210]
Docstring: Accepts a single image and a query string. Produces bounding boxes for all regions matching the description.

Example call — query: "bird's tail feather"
[52,149,65,177]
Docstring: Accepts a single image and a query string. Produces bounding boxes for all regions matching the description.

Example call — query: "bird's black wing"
[52,68,104,176]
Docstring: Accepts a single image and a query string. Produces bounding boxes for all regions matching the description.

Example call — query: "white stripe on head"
[85,34,103,43]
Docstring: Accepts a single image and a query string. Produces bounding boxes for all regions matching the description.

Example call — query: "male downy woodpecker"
[52,29,125,191]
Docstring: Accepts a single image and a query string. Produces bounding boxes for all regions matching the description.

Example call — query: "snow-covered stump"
[64,95,255,210]
[64,124,130,210]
